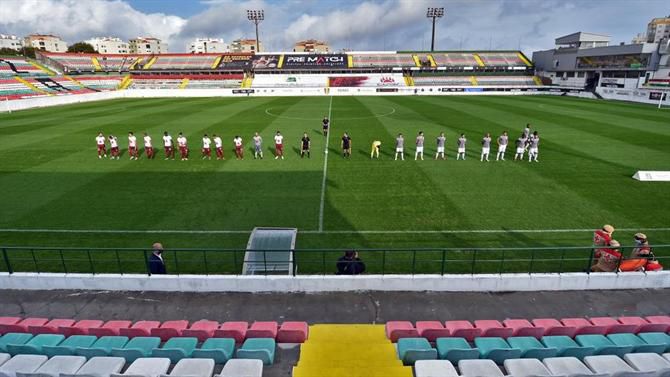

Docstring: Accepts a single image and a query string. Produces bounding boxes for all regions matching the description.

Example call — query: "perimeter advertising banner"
[251,55,281,69]
[218,55,253,69]
[329,75,402,87]
[283,54,347,69]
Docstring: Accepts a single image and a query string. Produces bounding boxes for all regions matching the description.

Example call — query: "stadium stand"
[0,79,43,100]
[477,52,532,67]
[350,53,417,68]
[149,54,220,70]
[75,75,122,91]
[128,74,243,89]
[39,53,142,73]
[431,53,481,67]
[0,57,45,77]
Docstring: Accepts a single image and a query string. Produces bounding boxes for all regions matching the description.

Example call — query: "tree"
[0,48,21,56]
[22,47,36,59]
[67,42,97,53]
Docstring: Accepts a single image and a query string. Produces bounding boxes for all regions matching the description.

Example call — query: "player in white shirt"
[162,131,174,160]
[528,131,540,162]
[456,134,467,160]
[128,132,138,160]
[233,136,244,159]
[213,134,224,160]
[496,131,508,161]
[435,132,446,160]
[108,135,120,160]
[415,131,425,161]
[201,134,212,160]
[274,131,284,160]
[253,132,263,159]
[95,132,107,159]
[143,133,154,159]
[177,132,188,161]
[480,133,491,162]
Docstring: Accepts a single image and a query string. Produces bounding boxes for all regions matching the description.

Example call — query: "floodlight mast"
[426,7,445,52]
[246,9,264,53]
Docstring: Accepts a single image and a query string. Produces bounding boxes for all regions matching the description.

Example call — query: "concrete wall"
[1,271,668,292]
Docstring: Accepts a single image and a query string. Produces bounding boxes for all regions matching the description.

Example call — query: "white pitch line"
[1,228,670,235]
[317,95,333,232]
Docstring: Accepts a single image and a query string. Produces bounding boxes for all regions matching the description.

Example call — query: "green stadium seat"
[473,337,521,364]
[638,332,670,352]
[191,338,235,364]
[110,337,161,363]
[0,334,33,353]
[235,338,275,365]
[507,336,558,359]
[575,334,633,358]
[151,337,197,363]
[396,338,438,365]
[7,334,64,356]
[541,336,595,360]
[434,337,480,364]
[607,333,667,354]
[76,336,129,358]
[43,335,97,357]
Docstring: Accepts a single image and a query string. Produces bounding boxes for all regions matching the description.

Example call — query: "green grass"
[1,95,669,274]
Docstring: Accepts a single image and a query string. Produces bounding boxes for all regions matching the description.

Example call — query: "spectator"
[336,250,366,275]
[593,224,615,259]
[631,233,663,271]
[149,242,166,274]
[591,239,621,272]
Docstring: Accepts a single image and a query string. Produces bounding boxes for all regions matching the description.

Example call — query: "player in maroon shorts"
[108,135,120,159]
[201,134,212,160]
[233,135,243,159]
[95,132,107,159]
[177,132,188,161]
[274,131,284,160]
[162,131,174,160]
[213,134,224,160]
[128,132,138,160]
[143,132,154,159]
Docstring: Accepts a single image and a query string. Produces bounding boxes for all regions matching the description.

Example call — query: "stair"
[292,324,413,377]
[533,76,543,86]
[473,54,485,67]
[91,57,102,71]
[143,56,158,69]
[412,55,422,67]
[403,75,415,87]
[469,76,479,86]
[517,52,532,67]
[129,57,142,70]
[179,78,189,89]
[118,75,133,90]
[427,55,437,68]
[14,76,52,96]
[210,55,223,69]
[241,76,253,88]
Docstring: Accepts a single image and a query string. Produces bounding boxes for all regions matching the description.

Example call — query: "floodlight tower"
[426,7,445,52]
[246,9,265,53]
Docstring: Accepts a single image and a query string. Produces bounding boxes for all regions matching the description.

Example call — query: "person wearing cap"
[631,233,664,271]
[149,242,167,275]
[593,224,615,259]
[336,250,366,275]
[591,239,622,272]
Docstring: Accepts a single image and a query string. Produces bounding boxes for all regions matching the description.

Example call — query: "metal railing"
[0,245,667,276]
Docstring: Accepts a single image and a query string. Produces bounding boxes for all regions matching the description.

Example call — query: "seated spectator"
[631,233,663,271]
[336,250,366,275]
[593,224,615,258]
[591,240,621,272]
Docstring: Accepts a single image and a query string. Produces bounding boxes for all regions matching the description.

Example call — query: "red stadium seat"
[415,321,450,342]
[0,317,21,334]
[28,319,75,334]
[150,320,189,341]
[246,321,278,339]
[182,320,220,341]
[503,319,544,339]
[589,317,638,334]
[119,320,161,338]
[0,318,48,333]
[214,322,248,343]
[277,322,309,343]
[59,320,104,336]
[385,321,419,342]
[645,316,670,333]
[531,318,577,337]
[561,318,607,335]
[474,320,514,338]
[88,320,133,337]
[444,321,481,342]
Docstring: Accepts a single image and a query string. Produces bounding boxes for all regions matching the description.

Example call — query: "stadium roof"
[555,32,610,45]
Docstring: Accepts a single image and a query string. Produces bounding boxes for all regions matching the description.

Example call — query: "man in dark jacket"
[336,250,365,275]
[149,242,166,275]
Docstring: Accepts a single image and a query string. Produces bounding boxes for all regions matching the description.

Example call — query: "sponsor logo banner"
[232,89,255,94]
[283,54,347,68]
[329,75,401,87]
[218,55,252,69]
[251,55,280,69]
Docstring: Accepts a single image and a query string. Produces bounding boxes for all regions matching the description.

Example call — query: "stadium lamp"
[426,7,445,52]
[246,9,265,53]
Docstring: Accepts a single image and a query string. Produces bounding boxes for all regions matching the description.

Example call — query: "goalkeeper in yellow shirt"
[370,140,382,159]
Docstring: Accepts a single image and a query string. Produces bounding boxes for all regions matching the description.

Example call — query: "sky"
[0,0,667,54]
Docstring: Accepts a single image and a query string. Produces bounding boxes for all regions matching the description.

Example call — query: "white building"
[646,16,670,43]
[0,34,23,50]
[85,37,128,54]
[129,37,165,54]
[24,34,67,52]
[230,39,262,53]
[189,38,228,54]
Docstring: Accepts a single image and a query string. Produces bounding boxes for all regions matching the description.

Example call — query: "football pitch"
[1,95,669,273]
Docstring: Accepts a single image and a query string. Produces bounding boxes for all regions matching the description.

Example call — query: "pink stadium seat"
[503,319,544,339]
[246,321,278,339]
[60,320,104,336]
[415,321,450,342]
[277,322,309,343]
[385,321,419,342]
[532,318,577,337]
[645,316,670,332]
[0,318,48,333]
[474,320,514,338]
[0,317,21,334]
[589,317,638,334]
[444,321,481,342]
[150,320,189,341]
[119,321,161,338]
[182,320,220,341]
[88,320,133,337]
[214,322,248,343]
[28,319,76,334]
[561,318,607,335]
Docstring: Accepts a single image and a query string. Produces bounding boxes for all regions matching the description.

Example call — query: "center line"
[318,95,333,232]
